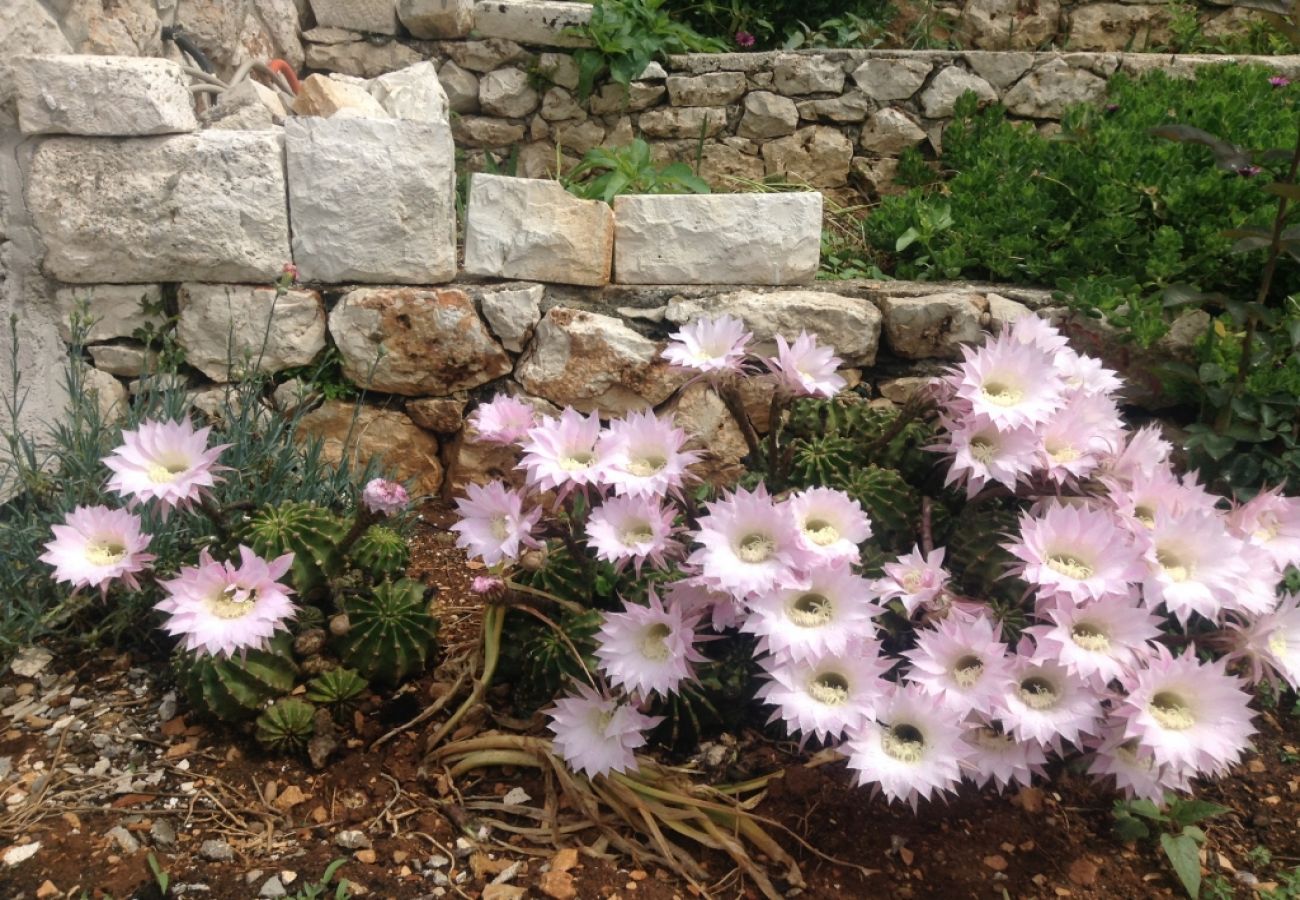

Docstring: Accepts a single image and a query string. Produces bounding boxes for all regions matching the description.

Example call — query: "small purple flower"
[1236,164,1263,178]
[471,575,507,600]
[361,478,409,516]
[735,30,756,48]
[1104,103,1120,113]
[1271,75,1291,88]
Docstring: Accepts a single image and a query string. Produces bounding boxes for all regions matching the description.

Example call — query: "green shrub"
[662,0,892,49]
[571,0,726,99]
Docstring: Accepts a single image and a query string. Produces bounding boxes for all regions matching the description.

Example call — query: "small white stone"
[502,787,531,806]
[2,842,40,866]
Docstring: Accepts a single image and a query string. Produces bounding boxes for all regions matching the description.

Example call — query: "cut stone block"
[15,55,197,135]
[471,0,593,48]
[878,292,983,359]
[399,0,474,38]
[177,284,327,382]
[292,73,389,118]
[371,61,449,123]
[612,193,822,286]
[285,116,456,284]
[463,174,614,287]
[53,284,165,343]
[308,0,398,35]
[28,132,291,283]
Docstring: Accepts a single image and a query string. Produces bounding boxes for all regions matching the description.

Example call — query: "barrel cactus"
[255,698,317,753]
[947,504,1025,605]
[349,524,410,581]
[242,501,348,596]
[840,465,920,552]
[173,634,297,723]
[336,578,439,686]
[787,434,856,487]
[305,667,368,722]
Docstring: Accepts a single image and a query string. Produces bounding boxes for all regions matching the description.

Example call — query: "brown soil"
[1,509,1298,900]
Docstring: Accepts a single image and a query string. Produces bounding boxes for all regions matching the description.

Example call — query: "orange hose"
[268,59,300,94]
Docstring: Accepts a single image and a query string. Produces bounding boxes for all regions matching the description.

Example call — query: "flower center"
[627,454,667,478]
[1115,738,1152,770]
[1070,621,1110,652]
[591,708,615,736]
[1150,691,1195,730]
[206,584,255,620]
[981,381,1024,407]
[901,570,923,592]
[146,457,189,484]
[972,725,1012,751]
[882,722,925,764]
[621,521,654,546]
[952,654,984,687]
[787,592,834,627]
[1134,505,1156,528]
[490,515,511,540]
[736,533,775,564]
[85,540,127,567]
[1046,553,1093,580]
[639,623,672,662]
[1048,443,1080,463]
[1254,517,1279,543]
[807,671,850,706]
[970,437,997,464]
[559,451,595,472]
[1156,549,1192,583]
[802,518,840,547]
[1268,629,1288,657]
[1017,675,1060,711]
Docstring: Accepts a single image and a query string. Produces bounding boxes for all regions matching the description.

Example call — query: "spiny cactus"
[946,504,1025,606]
[840,465,920,552]
[787,434,856,487]
[242,501,348,597]
[255,698,316,753]
[517,544,592,606]
[173,634,297,723]
[305,667,368,722]
[349,524,410,581]
[336,578,439,686]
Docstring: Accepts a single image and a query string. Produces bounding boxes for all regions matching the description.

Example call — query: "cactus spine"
[173,634,297,723]
[336,578,438,686]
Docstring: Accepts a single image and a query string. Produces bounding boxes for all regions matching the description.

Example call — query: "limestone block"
[878,292,983,359]
[479,67,539,117]
[514,307,684,416]
[1069,3,1171,52]
[852,156,905,198]
[987,294,1032,331]
[1003,58,1106,119]
[88,342,158,377]
[292,74,389,118]
[698,143,766,185]
[537,52,581,90]
[588,82,666,115]
[959,0,1061,49]
[329,287,511,396]
[796,92,874,123]
[177,284,327,382]
[920,66,998,118]
[437,37,529,72]
[665,289,881,366]
[772,54,846,95]
[406,396,466,433]
[613,193,822,285]
[28,132,290,283]
[963,51,1033,89]
[305,37,420,77]
[371,61,450,123]
[479,283,544,352]
[309,0,398,35]
[639,107,726,139]
[452,115,526,146]
[738,91,798,139]
[298,401,443,498]
[53,284,165,344]
[666,72,746,107]
[669,382,748,485]
[15,55,196,136]
[860,108,927,155]
[541,86,584,120]
[82,366,129,424]
[438,60,481,113]
[472,0,593,47]
[286,117,456,284]
[553,119,606,153]
[205,80,286,131]
[0,0,70,126]
[851,57,931,101]
[399,0,474,38]
[463,174,614,286]
[761,126,853,187]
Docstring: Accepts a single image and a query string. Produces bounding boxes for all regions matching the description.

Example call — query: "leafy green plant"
[279,346,356,402]
[286,859,352,900]
[1113,796,1230,898]
[564,138,711,203]
[662,0,891,49]
[782,11,888,48]
[146,852,171,896]
[571,0,726,99]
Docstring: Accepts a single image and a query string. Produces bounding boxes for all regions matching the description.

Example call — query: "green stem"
[426,603,506,748]
[503,580,586,614]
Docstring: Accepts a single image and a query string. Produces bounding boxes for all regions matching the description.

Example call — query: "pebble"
[427,854,450,868]
[245,870,265,885]
[3,842,40,866]
[336,829,372,850]
[12,647,53,678]
[502,787,531,806]
[355,849,377,865]
[158,692,177,722]
[1236,872,1260,886]
[150,819,177,846]
[983,854,1008,872]
[35,880,59,899]
[259,875,287,898]
[199,839,234,862]
[106,825,141,854]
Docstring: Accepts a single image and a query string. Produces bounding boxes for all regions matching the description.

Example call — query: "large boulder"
[14,55,197,136]
[297,401,444,498]
[176,284,327,382]
[328,287,512,396]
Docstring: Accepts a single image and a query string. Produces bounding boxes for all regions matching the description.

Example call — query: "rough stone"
[286,117,456,284]
[665,289,881,365]
[176,284,326,382]
[88,342,157,377]
[371,62,450,123]
[305,38,421,78]
[60,0,161,57]
[920,66,998,118]
[438,60,481,113]
[1002,58,1107,119]
[877,376,933,404]
[959,0,1061,49]
[106,826,141,855]
[697,143,765,185]
[878,292,983,359]
[82,366,129,424]
[536,52,581,90]
[669,383,749,485]
[28,132,290,283]
[453,115,527,147]
[400,0,475,38]
[293,74,389,118]
[309,0,398,35]
[963,51,1034,89]
[588,82,666,115]
[441,423,526,494]
[516,307,684,416]
[987,294,1032,331]
[738,91,799,139]
[772,54,846,95]
[852,156,904,197]
[860,108,927,155]
[298,402,443,497]
[479,283,544,352]
[205,79,285,130]
[796,91,874,123]
[329,287,512,396]
[15,55,196,136]
[53,284,164,344]
[666,72,747,107]
[613,193,822,286]
[471,0,593,48]
[464,174,614,286]
[1069,3,1171,52]
[851,57,931,101]
[540,86,584,120]
[437,38,529,73]
[406,397,466,433]
[200,840,235,862]
[552,119,606,153]
[761,126,853,187]
[479,67,540,118]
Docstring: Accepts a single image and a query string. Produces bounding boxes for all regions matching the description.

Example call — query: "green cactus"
[349,525,410,580]
[255,698,317,753]
[946,504,1026,606]
[648,633,757,749]
[305,667,368,722]
[242,501,348,597]
[336,578,439,686]
[787,434,856,487]
[173,634,297,723]
[840,465,921,552]
[517,544,592,606]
